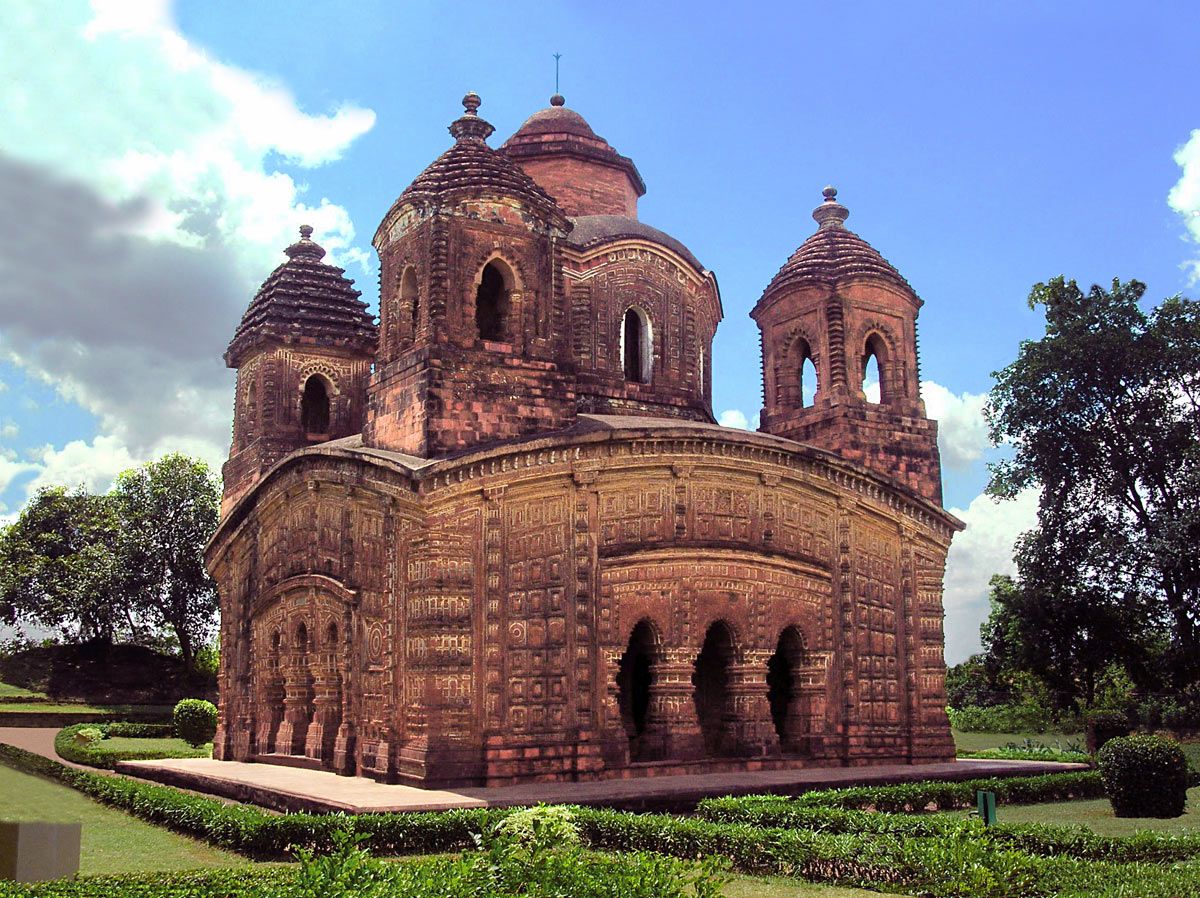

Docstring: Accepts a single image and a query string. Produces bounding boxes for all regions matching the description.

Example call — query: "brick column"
[641,649,704,761]
[304,651,341,762]
[273,651,313,755]
[728,650,778,757]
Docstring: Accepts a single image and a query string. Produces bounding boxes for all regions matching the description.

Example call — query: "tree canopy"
[984,277,1200,700]
[0,454,220,667]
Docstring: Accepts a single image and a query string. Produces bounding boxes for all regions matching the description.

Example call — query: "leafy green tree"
[944,650,1011,709]
[986,277,1200,691]
[113,454,220,668]
[0,486,126,643]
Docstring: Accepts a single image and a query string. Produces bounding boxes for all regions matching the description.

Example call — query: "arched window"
[301,376,331,436]
[475,261,510,342]
[861,334,887,404]
[401,267,420,339]
[796,338,818,408]
[622,306,652,384]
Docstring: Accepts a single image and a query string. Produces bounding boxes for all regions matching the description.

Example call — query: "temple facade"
[206,93,961,786]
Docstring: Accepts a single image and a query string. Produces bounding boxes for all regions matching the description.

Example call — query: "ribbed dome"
[568,214,704,272]
[225,226,377,366]
[761,188,915,301]
[395,93,566,225]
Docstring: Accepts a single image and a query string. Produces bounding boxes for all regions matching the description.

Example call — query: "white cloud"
[921,380,991,471]
[0,449,38,497]
[1169,128,1200,283]
[23,436,139,497]
[718,409,749,429]
[942,488,1039,664]
[0,0,375,515]
[0,421,17,440]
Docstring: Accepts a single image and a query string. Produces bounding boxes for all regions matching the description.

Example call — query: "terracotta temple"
[205,93,963,786]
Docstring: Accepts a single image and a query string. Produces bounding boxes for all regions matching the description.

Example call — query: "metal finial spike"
[462,92,481,115]
[553,52,562,94]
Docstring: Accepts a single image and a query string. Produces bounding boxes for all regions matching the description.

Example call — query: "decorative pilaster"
[728,649,778,756]
[641,649,704,761]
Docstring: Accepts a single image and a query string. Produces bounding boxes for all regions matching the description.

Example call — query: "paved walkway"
[0,726,100,772]
[114,755,1089,814]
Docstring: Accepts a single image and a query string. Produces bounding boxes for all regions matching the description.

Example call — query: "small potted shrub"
[1097,734,1188,818]
[173,698,218,748]
[1085,709,1130,754]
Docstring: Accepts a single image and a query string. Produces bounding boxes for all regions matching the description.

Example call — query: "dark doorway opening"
[693,621,736,756]
[301,377,330,437]
[475,262,508,341]
[617,620,659,760]
[767,626,807,754]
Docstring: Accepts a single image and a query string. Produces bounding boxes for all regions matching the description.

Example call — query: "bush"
[1085,710,1130,753]
[948,702,1080,734]
[173,698,217,747]
[1097,734,1189,818]
[54,723,207,769]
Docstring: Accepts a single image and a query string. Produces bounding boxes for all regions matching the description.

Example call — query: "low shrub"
[54,723,207,770]
[172,698,217,747]
[1097,734,1189,818]
[948,702,1081,734]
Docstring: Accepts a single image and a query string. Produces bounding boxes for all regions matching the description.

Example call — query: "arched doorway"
[622,306,652,383]
[617,619,660,761]
[767,626,808,755]
[301,376,331,437]
[693,621,737,756]
[475,260,510,341]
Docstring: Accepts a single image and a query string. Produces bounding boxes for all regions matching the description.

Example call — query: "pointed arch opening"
[767,626,809,755]
[475,260,512,342]
[693,620,738,757]
[301,376,331,438]
[622,306,652,384]
[401,266,420,340]
[796,337,818,408]
[861,333,888,404]
[617,619,662,760]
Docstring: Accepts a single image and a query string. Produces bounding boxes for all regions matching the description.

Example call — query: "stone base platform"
[117,757,1090,815]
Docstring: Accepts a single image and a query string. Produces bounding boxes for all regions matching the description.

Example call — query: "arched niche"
[475,258,515,343]
[621,306,653,384]
[301,375,332,438]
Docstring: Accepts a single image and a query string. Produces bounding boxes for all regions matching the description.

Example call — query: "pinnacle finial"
[449,92,494,143]
[463,92,481,115]
[550,93,565,106]
[286,224,326,261]
[813,185,849,229]
[299,224,314,239]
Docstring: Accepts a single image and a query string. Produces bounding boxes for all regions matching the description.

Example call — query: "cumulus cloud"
[921,381,991,471]
[0,0,375,508]
[1169,128,1200,282]
[942,489,1039,664]
[717,409,760,430]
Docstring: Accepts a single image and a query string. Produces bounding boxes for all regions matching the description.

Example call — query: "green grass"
[938,786,1200,837]
[100,736,212,756]
[952,729,1085,753]
[0,762,247,875]
[0,702,172,715]
[0,681,45,699]
[724,874,901,896]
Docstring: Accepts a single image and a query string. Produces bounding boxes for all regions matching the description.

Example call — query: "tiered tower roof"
[225,226,377,367]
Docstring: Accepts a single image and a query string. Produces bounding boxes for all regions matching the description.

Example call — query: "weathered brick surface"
[211,101,959,788]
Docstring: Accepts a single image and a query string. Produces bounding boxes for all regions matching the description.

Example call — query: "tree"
[113,454,220,669]
[986,277,1200,691]
[0,486,126,643]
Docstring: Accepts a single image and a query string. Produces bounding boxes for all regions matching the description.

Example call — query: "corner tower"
[753,188,943,504]
[222,226,377,514]
[365,94,577,456]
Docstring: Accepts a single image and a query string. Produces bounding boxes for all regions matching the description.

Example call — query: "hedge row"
[3,743,1199,898]
[53,723,205,770]
[696,796,1200,863]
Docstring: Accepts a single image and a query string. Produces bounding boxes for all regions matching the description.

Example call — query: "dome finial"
[285,224,326,261]
[449,92,495,143]
[813,185,849,229]
[550,93,565,106]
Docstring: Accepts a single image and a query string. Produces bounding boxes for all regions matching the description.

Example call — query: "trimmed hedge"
[3,742,1200,898]
[1098,734,1189,818]
[54,723,208,770]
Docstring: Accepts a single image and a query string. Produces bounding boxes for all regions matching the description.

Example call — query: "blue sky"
[1,0,1198,661]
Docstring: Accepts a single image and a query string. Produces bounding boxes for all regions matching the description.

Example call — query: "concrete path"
[0,726,102,772]
[115,755,1090,814]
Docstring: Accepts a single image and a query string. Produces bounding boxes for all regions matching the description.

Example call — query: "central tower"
[365,94,577,457]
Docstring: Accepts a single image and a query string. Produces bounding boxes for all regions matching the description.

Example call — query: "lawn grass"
[952,729,1085,753]
[0,762,247,875]
[938,786,1200,837]
[0,702,172,715]
[724,874,901,897]
[0,681,45,699]
[101,735,212,756]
